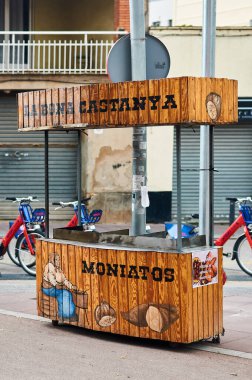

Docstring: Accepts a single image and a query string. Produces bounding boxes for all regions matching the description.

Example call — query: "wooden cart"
[17,76,237,343]
[36,238,223,344]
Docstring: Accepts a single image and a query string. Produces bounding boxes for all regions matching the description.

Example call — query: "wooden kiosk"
[18,77,238,344]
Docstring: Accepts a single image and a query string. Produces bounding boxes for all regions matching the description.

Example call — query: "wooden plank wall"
[18,77,238,131]
[36,241,223,343]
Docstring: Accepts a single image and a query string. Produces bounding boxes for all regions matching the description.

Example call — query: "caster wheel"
[212,335,220,344]
[168,342,179,348]
[52,320,59,326]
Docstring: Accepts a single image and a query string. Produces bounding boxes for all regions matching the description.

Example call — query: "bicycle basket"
[80,204,90,223]
[165,222,197,239]
[240,204,252,224]
[32,208,46,223]
[21,204,33,223]
[88,209,102,224]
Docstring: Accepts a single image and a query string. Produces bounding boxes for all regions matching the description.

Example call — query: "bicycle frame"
[215,213,252,248]
[0,203,38,257]
[1,215,23,253]
[66,213,78,228]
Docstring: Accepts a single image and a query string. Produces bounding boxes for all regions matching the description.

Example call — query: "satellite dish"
[107,34,170,83]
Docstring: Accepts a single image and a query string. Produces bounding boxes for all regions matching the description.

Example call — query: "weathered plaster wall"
[82,123,174,223]
[82,128,132,223]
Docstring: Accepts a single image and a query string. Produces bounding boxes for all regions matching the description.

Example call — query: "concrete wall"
[82,128,132,223]
[83,125,174,223]
[32,0,114,31]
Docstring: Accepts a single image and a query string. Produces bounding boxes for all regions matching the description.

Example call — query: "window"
[0,0,29,31]
[0,0,30,66]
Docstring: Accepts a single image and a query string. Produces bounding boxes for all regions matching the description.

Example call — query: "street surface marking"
[0,308,50,322]
[190,343,252,360]
[0,308,252,359]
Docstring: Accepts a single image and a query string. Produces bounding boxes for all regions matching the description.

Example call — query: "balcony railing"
[0,31,126,75]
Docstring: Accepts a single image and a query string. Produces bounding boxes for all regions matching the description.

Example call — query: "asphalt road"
[0,222,252,379]
[0,314,251,380]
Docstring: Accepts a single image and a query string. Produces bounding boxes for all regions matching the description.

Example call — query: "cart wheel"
[212,335,220,344]
[52,320,59,326]
[168,341,179,349]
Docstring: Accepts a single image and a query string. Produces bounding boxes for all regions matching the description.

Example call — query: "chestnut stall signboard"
[18,77,238,131]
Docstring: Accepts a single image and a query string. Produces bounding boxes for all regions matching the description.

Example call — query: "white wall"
[149,0,173,26]
[147,126,174,191]
[171,0,252,26]
[153,27,252,95]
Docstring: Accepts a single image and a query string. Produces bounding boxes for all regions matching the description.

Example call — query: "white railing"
[0,31,126,74]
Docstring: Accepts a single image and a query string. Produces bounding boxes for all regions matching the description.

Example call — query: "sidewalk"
[0,222,252,359]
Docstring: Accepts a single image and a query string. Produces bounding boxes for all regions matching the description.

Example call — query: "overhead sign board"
[17,77,238,132]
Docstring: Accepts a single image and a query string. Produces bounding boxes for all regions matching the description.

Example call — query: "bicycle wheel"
[16,230,44,276]
[233,233,252,276]
[6,237,21,266]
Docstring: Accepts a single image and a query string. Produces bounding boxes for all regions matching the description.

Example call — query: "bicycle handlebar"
[52,201,77,210]
[236,197,252,204]
[226,197,252,204]
[52,198,91,209]
[82,197,91,203]
[5,196,38,203]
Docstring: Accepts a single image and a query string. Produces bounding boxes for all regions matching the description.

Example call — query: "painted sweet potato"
[121,304,149,327]
[146,304,179,333]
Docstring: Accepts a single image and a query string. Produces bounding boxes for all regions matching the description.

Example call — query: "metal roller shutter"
[172,125,252,220]
[0,95,78,220]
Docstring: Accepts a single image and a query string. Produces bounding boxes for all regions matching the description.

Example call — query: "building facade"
[1,0,251,223]
[0,0,128,220]
[149,0,252,27]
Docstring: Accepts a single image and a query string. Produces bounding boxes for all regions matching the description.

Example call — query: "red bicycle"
[0,196,45,273]
[15,198,102,277]
[215,197,252,276]
[167,197,252,277]
[52,198,102,231]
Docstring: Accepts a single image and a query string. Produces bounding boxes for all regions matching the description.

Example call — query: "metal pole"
[199,0,216,245]
[129,0,147,236]
[176,125,182,251]
[77,130,82,226]
[44,131,49,238]
[209,125,214,245]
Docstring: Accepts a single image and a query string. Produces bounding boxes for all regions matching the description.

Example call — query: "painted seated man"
[42,252,78,322]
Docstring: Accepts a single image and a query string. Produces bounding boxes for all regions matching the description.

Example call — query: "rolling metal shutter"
[172,125,252,220]
[0,95,78,219]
